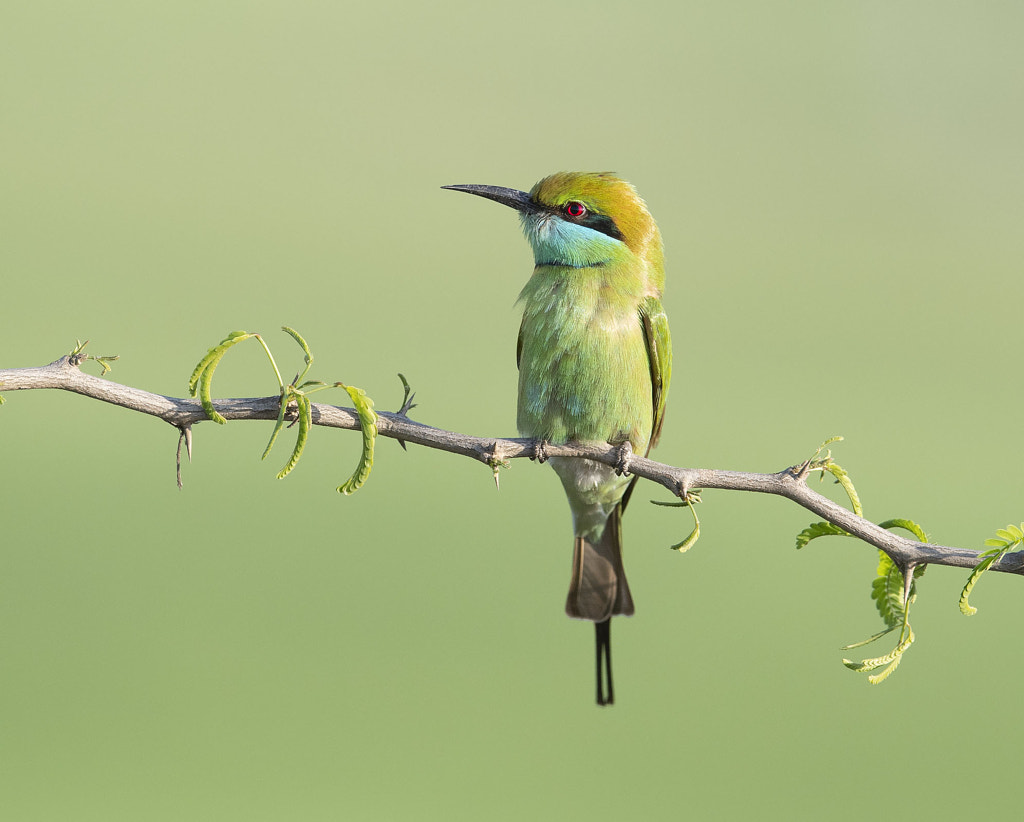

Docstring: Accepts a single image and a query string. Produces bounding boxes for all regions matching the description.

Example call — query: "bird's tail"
[566,505,633,705]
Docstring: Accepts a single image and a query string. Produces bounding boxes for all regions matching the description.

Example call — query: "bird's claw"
[614,441,634,477]
[283,398,300,428]
[533,439,549,464]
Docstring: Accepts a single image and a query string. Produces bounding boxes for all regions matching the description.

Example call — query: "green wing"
[621,296,672,514]
[516,317,525,370]
[639,295,671,453]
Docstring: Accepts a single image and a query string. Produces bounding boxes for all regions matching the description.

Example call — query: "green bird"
[443,172,671,705]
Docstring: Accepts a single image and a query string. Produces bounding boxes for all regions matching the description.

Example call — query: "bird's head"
[443,172,663,284]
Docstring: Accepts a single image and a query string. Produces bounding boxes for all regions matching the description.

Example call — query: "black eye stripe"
[577,212,624,242]
[530,198,626,242]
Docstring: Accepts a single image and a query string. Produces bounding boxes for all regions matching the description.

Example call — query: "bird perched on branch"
[443,172,672,705]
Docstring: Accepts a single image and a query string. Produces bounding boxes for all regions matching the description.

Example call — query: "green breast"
[516,266,653,450]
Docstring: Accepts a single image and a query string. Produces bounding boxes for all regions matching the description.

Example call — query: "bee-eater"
[443,172,671,705]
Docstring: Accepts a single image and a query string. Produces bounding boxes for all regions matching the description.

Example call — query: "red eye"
[564,201,587,218]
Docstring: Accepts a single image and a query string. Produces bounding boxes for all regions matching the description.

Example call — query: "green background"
[3,2,1023,819]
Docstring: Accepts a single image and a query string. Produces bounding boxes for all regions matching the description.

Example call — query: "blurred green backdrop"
[3,2,1023,819]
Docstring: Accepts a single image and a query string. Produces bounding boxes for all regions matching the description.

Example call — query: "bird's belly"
[548,456,629,540]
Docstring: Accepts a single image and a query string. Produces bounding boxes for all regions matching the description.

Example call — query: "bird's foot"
[613,441,634,477]
[532,439,549,464]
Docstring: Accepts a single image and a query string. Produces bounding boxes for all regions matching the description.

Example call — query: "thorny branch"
[2,354,1022,577]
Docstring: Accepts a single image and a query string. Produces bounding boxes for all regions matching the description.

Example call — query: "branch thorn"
[791,459,813,482]
[69,339,90,367]
[902,561,916,606]
[674,476,691,501]
[394,373,418,451]
[176,424,193,489]
[480,441,510,489]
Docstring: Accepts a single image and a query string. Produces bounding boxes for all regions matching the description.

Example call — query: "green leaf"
[337,384,377,495]
[671,522,700,553]
[843,626,914,684]
[840,518,928,684]
[261,389,292,461]
[188,331,248,395]
[960,522,1024,616]
[89,354,119,376]
[282,326,313,364]
[276,392,311,479]
[840,625,897,651]
[187,331,253,424]
[872,552,907,629]
[795,521,848,549]
[281,326,314,384]
[959,553,998,616]
[874,520,929,616]
[877,518,928,544]
[805,435,843,467]
[843,627,914,672]
[653,491,702,552]
[825,462,862,517]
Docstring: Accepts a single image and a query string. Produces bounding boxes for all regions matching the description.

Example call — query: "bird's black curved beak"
[442,184,542,214]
